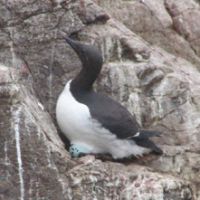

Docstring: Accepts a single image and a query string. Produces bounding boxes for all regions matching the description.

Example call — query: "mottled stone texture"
[97,0,200,66]
[0,0,200,199]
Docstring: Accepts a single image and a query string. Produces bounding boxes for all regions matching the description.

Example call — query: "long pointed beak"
[58,30,80,50]
[65,37,75,47]
[65,37,81,53]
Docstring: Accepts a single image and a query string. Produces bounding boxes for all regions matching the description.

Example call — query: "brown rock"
[0,0,200,199]
[97,0,200,67]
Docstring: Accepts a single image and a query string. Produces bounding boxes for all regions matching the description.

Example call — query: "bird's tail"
[132,130,163,155]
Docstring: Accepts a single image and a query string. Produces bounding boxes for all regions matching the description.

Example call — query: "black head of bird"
[65,37,103,91]
[65,37,103,71]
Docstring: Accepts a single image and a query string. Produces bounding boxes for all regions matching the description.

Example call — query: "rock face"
[97,0,200,68]
[0,0,200,199]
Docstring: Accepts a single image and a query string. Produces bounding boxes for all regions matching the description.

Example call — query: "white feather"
[56,81,150,159]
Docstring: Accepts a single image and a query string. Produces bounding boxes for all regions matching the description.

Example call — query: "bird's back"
[70,87,140,139]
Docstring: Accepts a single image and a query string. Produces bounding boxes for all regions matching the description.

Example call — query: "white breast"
[56,81,91,141]
[56,81,113,151]
[56,80,150,159]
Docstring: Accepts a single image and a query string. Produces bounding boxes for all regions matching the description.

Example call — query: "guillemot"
[56,37,162,159]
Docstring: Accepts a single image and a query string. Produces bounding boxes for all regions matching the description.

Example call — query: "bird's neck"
[71,63,101,92]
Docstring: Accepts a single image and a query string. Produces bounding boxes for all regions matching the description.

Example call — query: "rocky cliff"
[0,0,200,199]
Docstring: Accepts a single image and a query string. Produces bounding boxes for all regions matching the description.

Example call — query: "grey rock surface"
[97,0,200,67]
[0,0,200,199]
